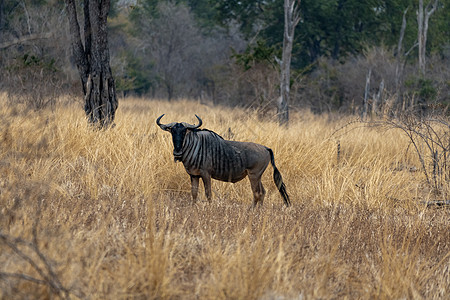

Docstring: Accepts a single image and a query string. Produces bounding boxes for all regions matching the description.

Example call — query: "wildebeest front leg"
[201,175,212,202]
[190,175,200,201]
[249,175,266,206]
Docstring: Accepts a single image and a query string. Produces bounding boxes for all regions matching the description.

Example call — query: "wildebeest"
[156,114,290,207]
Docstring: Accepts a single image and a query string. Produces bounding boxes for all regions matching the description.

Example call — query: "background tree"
[0,0,449,116]
[417,0,438,76]
[133,2,202,101]
[277,0,300,125]
[129,0,240,101]
[65,0,118,128]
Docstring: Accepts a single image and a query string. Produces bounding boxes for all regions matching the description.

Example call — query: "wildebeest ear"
[181,115,202,130]
[159,124,173,132]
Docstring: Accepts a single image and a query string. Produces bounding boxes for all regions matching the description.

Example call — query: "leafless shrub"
[351,108,450,204]
[332,106,450,205]
[233,62,279,115]
[294,48,400,114]
[3,54,65,110]
[383,113,450,194]
[0,2,73,110]
[294,47,450,116]
[426,54,450,104]
[130,2,244,102]
[0,201,80,299]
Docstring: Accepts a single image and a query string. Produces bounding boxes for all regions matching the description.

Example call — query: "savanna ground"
[0,94,449,299]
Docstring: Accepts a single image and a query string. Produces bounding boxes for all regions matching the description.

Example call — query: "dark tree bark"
[65,0,118,128]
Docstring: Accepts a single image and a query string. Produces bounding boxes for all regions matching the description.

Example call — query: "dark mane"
[193,128,225,140]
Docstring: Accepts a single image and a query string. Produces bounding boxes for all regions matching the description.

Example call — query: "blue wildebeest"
[156,114,290,207]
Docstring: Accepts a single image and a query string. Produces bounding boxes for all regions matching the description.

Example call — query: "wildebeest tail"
[266,148,290,207]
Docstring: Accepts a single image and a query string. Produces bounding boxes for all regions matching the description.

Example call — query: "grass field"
[0,95,449,299]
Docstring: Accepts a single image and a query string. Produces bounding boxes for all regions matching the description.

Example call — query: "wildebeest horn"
[156,114,176,131]
[182,115,202,129]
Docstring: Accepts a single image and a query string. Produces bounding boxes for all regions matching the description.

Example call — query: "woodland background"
[0,0,449,115]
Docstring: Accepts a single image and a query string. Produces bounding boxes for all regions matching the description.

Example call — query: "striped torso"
[180,130,247,182]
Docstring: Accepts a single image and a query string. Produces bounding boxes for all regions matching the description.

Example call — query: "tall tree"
[417,0,438,76]
[65,0,118,128]
[277,0,300,125]
[393,7,411,112]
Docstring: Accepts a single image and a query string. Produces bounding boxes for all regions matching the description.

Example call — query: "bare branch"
[0,33,52,49]
[0,233,54,290]
[425,0,438,17]
[405,42,419,57]
[274,56,282,66]
[397,8,409,56]
[0,272,47,285]
[20,0,32,35]
[293,0,302,26]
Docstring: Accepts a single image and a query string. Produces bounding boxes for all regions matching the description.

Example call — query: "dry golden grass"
[0,94,449,299]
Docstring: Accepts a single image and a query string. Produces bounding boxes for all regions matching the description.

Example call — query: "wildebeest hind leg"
[190,175,200,202]
[249,175,265,206]
[201,175,212,202]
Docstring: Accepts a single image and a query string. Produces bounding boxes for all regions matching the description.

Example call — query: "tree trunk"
[389,7,418,115]
[278,0,301,126]
[65,0,118,128]
[393,8,408,114]
[362,68,371,121]
[373,78,384,117]
[166,82,173,101]
[417,0,438,77]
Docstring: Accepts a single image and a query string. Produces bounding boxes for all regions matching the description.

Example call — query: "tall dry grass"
[0,94,449,299]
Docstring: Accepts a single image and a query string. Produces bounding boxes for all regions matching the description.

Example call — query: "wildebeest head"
[156,114,202,159]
